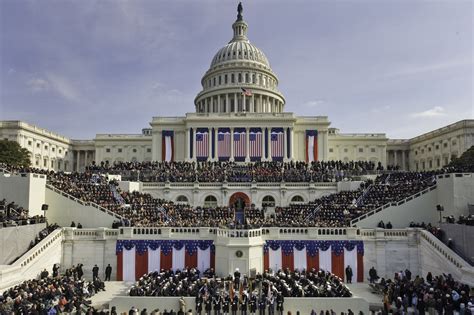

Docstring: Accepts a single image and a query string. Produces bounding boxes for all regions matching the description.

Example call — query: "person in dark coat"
[267,294,275,315]
[231,294,239,315]
[205,296,212,315]
[53,263,60,277]
[250,293,258,315]
[276,292,284,315]
[76,264,84,279]
[240,291,248,315]
[213,293,222,315]
[345,265,353,284]
[105,264,112,281]
[196,295,203,315]
[258,295,266,315]
[92,264,99,280]
[223,293,231,315]
[369,267,378,283]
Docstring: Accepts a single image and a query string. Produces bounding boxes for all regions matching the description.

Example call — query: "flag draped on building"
[263,240,364,282]
[249,128,262,161]
[196,129,209,161]
[271,128,284,161]
[306,130,318,162]
[241,87,252,96]
[233,128,246,161]
[116,240,215,281]
[162,130,174,162]
[218,128,231,160]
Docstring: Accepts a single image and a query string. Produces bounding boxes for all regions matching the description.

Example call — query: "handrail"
[45,184,125,220]
[13,228,63,268]
[419,229,473,270]
[350,184,437,225]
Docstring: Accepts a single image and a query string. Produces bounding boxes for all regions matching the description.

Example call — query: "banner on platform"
[263,240,364,282]
[116,240,215,281]
[162,130,174,162]
[306,130,318,162]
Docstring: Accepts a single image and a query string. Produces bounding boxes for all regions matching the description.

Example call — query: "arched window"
[176,195,189,204]
[204,195,218,208]
[262,195,275,208]
[290,195,304,204]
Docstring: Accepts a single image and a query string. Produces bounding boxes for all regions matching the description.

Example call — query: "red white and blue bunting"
[116,240,215,281]
[263,240,364,282]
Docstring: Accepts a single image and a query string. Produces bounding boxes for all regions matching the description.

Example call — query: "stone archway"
[228,192,251,209]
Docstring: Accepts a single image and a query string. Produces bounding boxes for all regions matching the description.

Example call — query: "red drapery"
[161,252,173,270]
[161,136,165,161]
[135,252,148,280]
[314,137,318,161]
[306,252,319,271]
[210,251,215,270]
[282,253,294,271]
[357,253,364,282]
[331,252,345,279]
[116,252,123,281]
[185,253,198,269]
[264,252,269,271]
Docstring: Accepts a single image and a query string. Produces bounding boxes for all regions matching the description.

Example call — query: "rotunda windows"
[262,195,276,208]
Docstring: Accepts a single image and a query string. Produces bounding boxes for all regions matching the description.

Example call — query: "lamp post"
[436,204,444,224]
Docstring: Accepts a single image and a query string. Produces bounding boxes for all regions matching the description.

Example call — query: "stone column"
[259,95,263,112]
[218,95,221,113]
[245,127,250,162]
[186,129,190,160]
[192,131,196,162]
[402,150,406,170]
[230,127,234,161]
[76,151,81,172]
[394,150,398,167]
[290,127,294,160]
[214,128,219,161]
[251,94,255,113]
[226,94,229,113]
[208,128,212,161]
[84,151,88,168]
[243,94,246,112]
[283,128,288,161]
[234,93,238,113]
[268,128,272,161]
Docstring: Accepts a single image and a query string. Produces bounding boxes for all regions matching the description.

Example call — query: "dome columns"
[196,92,284,114]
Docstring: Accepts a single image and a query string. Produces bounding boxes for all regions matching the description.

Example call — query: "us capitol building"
[1,5,473,172]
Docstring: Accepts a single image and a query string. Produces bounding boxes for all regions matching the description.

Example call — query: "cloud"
[371,105,391,114]
[410,106,447,118]
[384,59,472,78]
[27,77,50,92]
[45,73,81,103]
[302,100,325,108]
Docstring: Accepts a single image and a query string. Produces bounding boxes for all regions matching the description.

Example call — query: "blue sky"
[1,0,472,139]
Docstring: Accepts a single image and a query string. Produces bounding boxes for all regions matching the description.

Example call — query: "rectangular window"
[428,147,431,152]
[106,148,111,153]
[444,143,448,148]
[225,75,228,84]
[435,145,439,150]
[213,78,216,86]
[429,160,432,168]
[52,147,55,152]
[36,143,40,148]
[133,149,137,153]
[329,148,333,153]
[44,159,47,167]
[44,145,48,150]
[118,148,122,153]
[28,141,32,146]
[344,148,348,153]
[359,148,363,153]
[452,140,457,145]
[371,148,376,153]
[59,149,62,154]
[147,148,151,153]
[231,74,235,83]
[51,160,54,167]
[218,76,221,85]
[437,159,440,167]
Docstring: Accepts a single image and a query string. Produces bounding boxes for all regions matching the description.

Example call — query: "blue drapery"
[263,240,364,257]
[116,240,215,255]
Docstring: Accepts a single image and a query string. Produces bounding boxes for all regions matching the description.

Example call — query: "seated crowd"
[0,199,45,228]
[0,264,105,314]
[2,164,437,228]
[86,160,379,183]
[129,268,351,314]
[372,270,472,315]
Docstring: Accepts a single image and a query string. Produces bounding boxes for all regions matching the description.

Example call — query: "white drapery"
[197,247,211,271]
[172,247,185,271]
[308,135,315,162]
[147,247,161,273]
[319,246,332,272]
[293,247,307,271]
[268,247,282,272]
[123,247,136,282]
[165,136,172,162]
[344,247,357,282]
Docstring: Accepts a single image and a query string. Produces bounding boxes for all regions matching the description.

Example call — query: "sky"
[0,0,472,140]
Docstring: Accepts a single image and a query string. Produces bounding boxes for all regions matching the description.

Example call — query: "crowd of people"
[372,270,473,315]
[0,199,45,228]
[129,268,352,314]
[0,264,105,314]
[86,160,379,183]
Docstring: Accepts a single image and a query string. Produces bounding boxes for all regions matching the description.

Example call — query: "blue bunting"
[116,240,215,256]
[263,240,364,257]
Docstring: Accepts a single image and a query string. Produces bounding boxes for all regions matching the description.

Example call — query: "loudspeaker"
[41,204,49,211]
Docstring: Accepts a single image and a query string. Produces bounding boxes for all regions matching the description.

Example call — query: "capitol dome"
[194,3,285,114]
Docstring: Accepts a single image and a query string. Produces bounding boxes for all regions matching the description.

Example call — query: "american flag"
[233,131,246,158]
[241,87,252,96]
[196,132,208,158]
[249,131,262,159]
[218,131,231,158]
[271,131,284,158]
